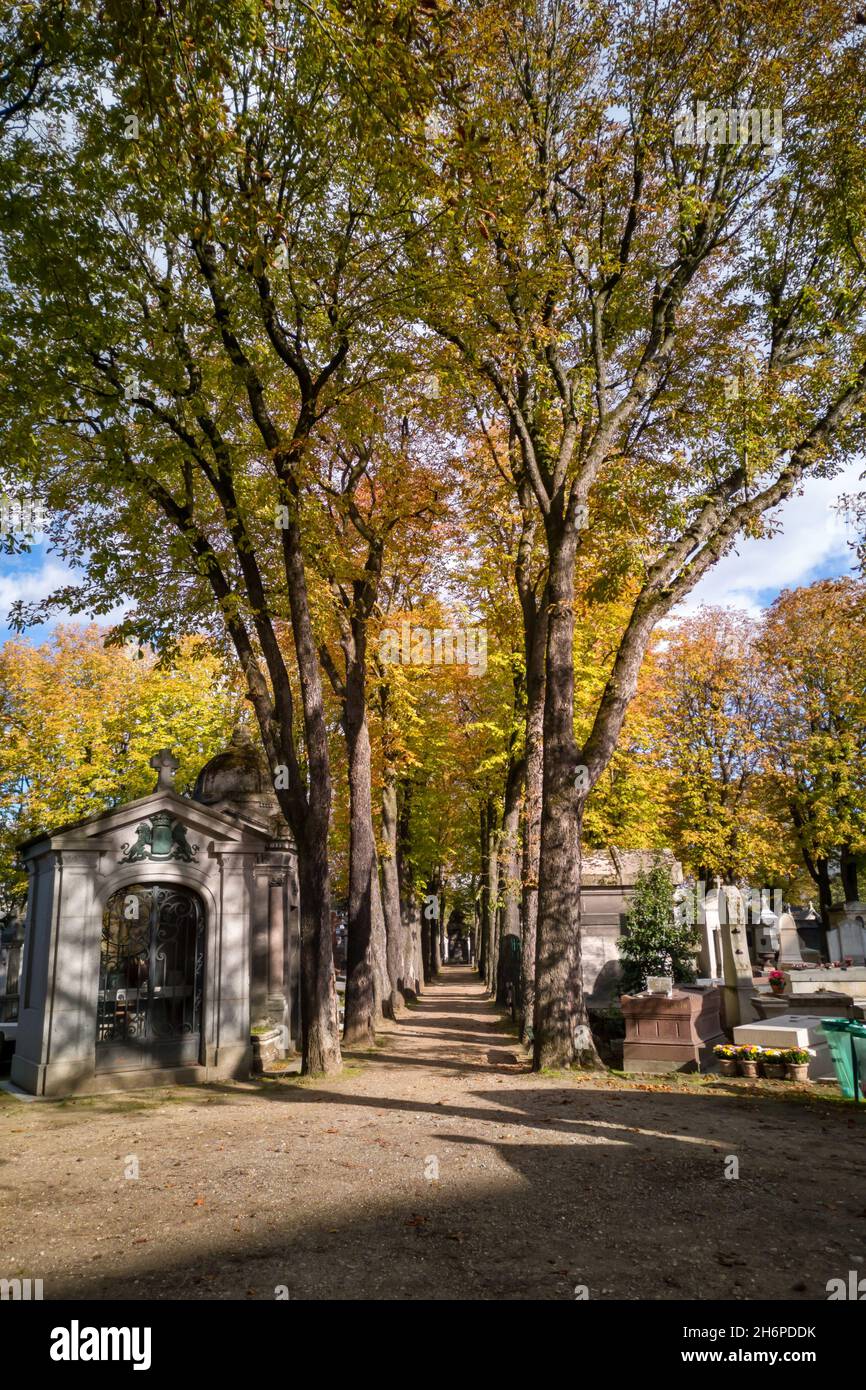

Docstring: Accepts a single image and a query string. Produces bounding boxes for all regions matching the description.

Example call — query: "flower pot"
[770,982,785,996]
[718,1058,738,1077]
[785,1062,809,1083]
[738,1060,760,1078]
[763,1062,786,1080]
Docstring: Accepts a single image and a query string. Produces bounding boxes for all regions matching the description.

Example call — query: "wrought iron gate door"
[96,884,204,1071]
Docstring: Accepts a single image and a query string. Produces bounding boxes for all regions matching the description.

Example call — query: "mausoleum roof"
[582,847,682,887]
[193,726,283,828]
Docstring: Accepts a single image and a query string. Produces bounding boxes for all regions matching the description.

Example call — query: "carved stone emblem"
[120,812,198,864]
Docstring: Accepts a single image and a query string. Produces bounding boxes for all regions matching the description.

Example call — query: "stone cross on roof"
[149,748,180,792]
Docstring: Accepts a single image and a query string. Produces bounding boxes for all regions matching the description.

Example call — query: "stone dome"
[193,727,280,821]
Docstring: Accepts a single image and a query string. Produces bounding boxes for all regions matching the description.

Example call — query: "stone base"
[11,1044,252,1097]
[733,1014,832,1081]
[621,987,725,1074]
[786,968,866,1000]
[751,991,853,1020]
[623,1054,704,1074]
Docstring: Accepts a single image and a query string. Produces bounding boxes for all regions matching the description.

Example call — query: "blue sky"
[678,455,863,618]
[0,457,862,647]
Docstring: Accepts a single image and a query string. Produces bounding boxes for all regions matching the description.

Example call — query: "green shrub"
[618,859,700,994]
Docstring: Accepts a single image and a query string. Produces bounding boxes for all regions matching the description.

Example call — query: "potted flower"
[761,1047,786,1080]
[713,1043,738,1077]
[768,969,786,997]
[736,1044,763,1078]
[782,1047,813,1082]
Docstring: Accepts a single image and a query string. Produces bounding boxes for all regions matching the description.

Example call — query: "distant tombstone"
[720,885,756,1027]
[777,911,803,964]
[839,905,866,965]
[700,885,722,979]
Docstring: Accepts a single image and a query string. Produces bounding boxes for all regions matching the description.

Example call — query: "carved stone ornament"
[120,812,198,864]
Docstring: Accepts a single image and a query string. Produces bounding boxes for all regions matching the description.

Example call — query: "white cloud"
[0,558,74,619]
[676,457,864,618]
[0,556,128,638]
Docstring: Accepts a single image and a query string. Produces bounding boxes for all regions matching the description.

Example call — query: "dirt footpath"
[1,965,864,1301]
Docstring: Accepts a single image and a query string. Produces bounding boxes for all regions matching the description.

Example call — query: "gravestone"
[839,905,866,965]
[700,885,723,979]
[785,966,866,1000]
[720,885,756,1027]
[777,910,804,964]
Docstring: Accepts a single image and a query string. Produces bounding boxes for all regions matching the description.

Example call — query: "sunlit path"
[1,966,862,1301]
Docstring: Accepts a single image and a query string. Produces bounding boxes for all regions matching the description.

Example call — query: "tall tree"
[652,609,782,883]
[315,400,446,1039]
[405,0,866,1067]
[759,579,866,922]
[0,0,433,1071]
[0,625,239,909]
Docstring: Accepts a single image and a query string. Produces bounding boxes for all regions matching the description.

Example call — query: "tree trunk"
[816,856,834,933]
[479,800,491,981]
[533,529,600,1070]
[791,801,835,934]
[409,897,423,994]
[397,778,420,996]
[342,655,379,1047]
[279,512,342,1075]
[429,883,442,977]
[520,603,546,1040]
[380,769,405,1012]
[497,763,523,1003]
[841,845,859,904]
[371,864,392,1018]
[296,828,342,1074]
[486,800,499,994]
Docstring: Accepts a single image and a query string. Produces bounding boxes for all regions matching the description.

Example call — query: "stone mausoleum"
[11,730,299,1097]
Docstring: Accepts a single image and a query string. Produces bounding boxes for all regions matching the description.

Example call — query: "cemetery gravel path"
[1,964,865,1300]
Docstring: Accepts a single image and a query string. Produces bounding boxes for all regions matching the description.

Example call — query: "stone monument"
[828,903,866,965]
[11,729,300,1096]
[720,885,756,1027]
[777,910,804,965]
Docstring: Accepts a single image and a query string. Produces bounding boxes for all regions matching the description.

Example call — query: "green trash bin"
[849,1023,866,1102]
[821,1019,858,1099]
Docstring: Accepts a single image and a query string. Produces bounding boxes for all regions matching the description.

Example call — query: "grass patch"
[257,1061,364,1089]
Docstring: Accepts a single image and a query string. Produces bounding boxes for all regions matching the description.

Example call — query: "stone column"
[12,844,101,1096]
[209,849,252,1079]
[261,839,296,1052]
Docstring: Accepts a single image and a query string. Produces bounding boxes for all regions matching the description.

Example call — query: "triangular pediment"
[20,789,271,857]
